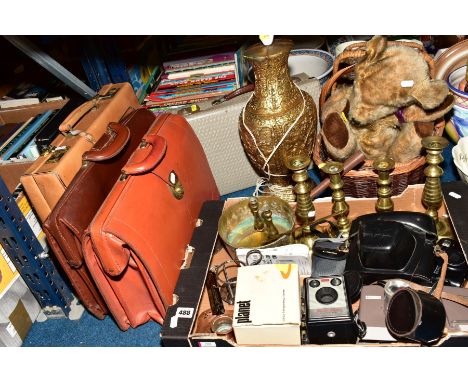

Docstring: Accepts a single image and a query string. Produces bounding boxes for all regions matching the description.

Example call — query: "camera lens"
[315,287,338,304]
[309,279,320,288]
[331,277,341,286]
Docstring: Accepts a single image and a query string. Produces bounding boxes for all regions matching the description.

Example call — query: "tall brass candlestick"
[421,136,452,238]
[373,157,395,213]
[285,155,316,250]
[286,155,315,223]
[321,161,351,236]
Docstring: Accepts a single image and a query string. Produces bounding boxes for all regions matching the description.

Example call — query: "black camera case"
[432,238,468,287]
[345,211,438,285]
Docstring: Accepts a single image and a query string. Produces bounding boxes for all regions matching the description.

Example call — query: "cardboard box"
[0,247,41,347]
[233,264,301,345]
[161,186,468,347]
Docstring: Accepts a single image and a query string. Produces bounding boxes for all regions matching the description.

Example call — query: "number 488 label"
[170,307,194,328]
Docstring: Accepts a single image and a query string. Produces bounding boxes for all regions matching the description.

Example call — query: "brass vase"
[239,39,318,194]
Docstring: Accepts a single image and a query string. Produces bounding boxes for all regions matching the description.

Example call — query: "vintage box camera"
[304,275,359,344]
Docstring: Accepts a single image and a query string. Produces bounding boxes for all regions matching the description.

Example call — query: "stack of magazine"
[144,49,245,112]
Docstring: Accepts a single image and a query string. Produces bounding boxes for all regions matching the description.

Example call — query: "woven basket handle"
[319,64,355,111]
[332,40,435,79]
[321,40,436,112]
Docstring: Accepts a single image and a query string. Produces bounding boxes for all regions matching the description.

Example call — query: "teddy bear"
[320,36,455,163]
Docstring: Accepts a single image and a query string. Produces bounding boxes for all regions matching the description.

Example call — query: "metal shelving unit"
[0,177,76,318]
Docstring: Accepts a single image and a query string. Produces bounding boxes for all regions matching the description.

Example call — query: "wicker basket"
[313,40,445,198]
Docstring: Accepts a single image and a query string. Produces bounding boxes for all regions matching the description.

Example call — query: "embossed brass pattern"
[322,161,351,236]
[373,157,395,213]
[239,39,318,190]
[421,136,453,239]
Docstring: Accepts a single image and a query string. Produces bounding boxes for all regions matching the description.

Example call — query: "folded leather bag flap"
[97,233,132,276]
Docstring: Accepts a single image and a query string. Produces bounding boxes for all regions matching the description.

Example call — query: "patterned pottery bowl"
[452,136,468,183]
[288,49,334,85]
[247,49,334,86]
[446,65,468,142]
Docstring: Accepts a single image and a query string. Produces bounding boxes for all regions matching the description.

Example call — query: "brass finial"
[321,161,351,236]
[248,197,265,232]
[373,157,395,213]
[421,136,453,239]
[261,210,279,240]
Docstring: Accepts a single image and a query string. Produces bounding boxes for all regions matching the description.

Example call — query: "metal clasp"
[42,146,70,163]
[168,171,184,200]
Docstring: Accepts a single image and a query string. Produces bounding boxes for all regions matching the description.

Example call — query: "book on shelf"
[157,71,236,90]
[143,47,246,109]
[163,52,236,73]
[162,63,236,81]
[144,89,232,108]
[146,83,236,105]
[0,98,40,109]
[148,80,237,99]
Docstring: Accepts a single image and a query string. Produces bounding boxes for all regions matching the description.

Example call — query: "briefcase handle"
[122,134,167,175]
[59,84,117,133]
[82,122,130,162]
[59,99,97,133]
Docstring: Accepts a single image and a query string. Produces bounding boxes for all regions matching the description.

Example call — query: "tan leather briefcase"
[21,83,139,222]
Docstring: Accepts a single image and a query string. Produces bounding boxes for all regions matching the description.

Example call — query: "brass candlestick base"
[421,136,454,239]
[321,161,351,236]
[373,157,395,213]
[436,217,455,241]
[286,154,318,251]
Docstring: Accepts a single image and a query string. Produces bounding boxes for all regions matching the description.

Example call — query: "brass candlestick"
[248,197,265,232]
[261,210,279,240]
[322,161,351,236]
[421,136,453,239]
[373,157,395,213]
[285,155,315,223]
[285,155,317,250]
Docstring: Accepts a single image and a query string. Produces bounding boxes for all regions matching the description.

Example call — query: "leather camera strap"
[394,250,468,308]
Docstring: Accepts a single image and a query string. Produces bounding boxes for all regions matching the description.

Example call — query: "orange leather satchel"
[82,113,220,330]
[21,83,139,222]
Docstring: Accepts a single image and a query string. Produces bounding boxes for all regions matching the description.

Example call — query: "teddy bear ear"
[365,36,387,63]
[410,79,449,110]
